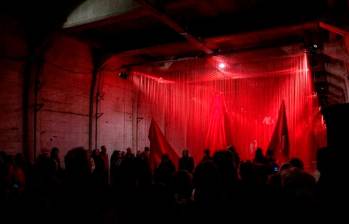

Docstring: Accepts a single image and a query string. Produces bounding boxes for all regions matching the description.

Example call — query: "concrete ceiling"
[65,0,328,53]
[2,0,349,108]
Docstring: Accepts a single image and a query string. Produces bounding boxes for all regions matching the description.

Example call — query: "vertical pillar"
[89,49,109,151]
[22,49,46,163]
[132,79,140,152]
[89,67,98,151]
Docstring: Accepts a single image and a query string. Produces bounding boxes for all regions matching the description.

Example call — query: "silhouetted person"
[34,153,58,182]
[172,170,194,222]
[254,147,267,164]
[227,145,240,168]
[193,158,220,221]
[92,148,100,160]
[1,154,16,193]
[179,149,195,173]
[110,150,122,188]
[13,153,27,193]
[265,148,279,174]
[144,147,150,158]
[209,150,240,213]
[100,145,109,186]
[281,166,316,198]
[280,165,317,221]
[92,153,108,188]
[316,147,341,204]
[136,150,141,158]
[154,154,175,186]
[174,170,193,203]
[28,152,63,223]
[90,148,107,188]
[289,158,304,170]
[100,145,109,172]
[0,151,7,194]
[150,155,176,224]
[50,147,61,172]
[317,146,348,220]
[135,147,152,188]
[63,147,96,223]
[240,161,257,186]
[268,162,292,191]
[121,151,126,158]
[266,148,274,162]
[239,160,267,212]
[119,148,137,193]
[201,148,212,163]
[64,147,91,186]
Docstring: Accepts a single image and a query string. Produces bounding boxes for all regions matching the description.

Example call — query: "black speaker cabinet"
[323,103,349,149]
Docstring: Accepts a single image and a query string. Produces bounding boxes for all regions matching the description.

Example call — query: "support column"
[22,50,46,162]
[89,49,109,151]
[132,80,140,152]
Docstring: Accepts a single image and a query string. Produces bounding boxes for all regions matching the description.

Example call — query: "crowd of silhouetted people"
[0,144,347,223]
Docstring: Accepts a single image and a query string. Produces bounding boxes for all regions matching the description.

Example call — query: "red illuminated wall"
[0,59,24,154]
[96,70,135,156]
[36,35,92,157]
[0,18,27,155]
[35,35,139,159]
[0,25,139,159]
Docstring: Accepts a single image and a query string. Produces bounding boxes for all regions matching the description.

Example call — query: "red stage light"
[218,63,226,69]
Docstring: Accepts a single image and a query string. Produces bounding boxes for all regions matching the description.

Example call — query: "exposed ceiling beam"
[327,95,343,104]
[208,21,318,46]
[135,0,215,54]
[317,22,349,106]
[319,21,349,37]
[100,21,318,69]
[324,62,348,78]
[324,64,349,101]
[323,41,349,63]
[120,21,317,57]
[327,82,346,98]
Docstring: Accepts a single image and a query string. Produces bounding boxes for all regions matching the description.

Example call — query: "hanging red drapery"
[267,100,290,164]
[133,49,327,170]
[148,118,179,170]
[204,93,232,153]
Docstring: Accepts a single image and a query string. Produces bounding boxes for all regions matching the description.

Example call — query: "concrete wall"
[0,23,148,160]
[37,35,93,158]
[96,70,136,157]
[0,17,27,155]
[95,70,162,157]
[0,59,24,154]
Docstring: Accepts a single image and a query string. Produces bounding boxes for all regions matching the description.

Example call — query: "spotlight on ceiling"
[118,71,129,79]
[118,68,130,79]
[218,63,226,69]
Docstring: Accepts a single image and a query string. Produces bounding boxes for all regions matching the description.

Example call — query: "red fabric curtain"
[133,50,326,169]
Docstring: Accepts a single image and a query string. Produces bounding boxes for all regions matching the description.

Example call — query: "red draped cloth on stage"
[133,49,327,170]
[148,118,179,170]
[268,101,290,164]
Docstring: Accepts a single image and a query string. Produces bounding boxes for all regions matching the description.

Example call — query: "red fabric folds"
[148,118,179,169]
[267,101,290,163]
[204,93,233,152]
